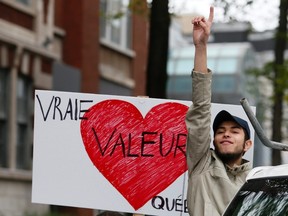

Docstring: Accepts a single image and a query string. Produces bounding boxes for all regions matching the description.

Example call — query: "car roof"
[246,164,288,180]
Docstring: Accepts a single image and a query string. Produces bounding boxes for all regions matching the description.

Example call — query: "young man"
[185,6,253,216]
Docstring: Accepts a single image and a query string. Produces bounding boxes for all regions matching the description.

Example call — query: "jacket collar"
[211,150,252,176]
[225,160,251,176]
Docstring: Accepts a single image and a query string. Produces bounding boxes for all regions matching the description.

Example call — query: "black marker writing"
[36,94,93,121]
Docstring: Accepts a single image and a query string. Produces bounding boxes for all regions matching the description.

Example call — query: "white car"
[222,164,288,216]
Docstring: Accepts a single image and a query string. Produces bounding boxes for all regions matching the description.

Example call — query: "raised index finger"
[208,6,214,23]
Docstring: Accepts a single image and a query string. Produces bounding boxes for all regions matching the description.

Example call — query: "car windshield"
[223,177,288,216]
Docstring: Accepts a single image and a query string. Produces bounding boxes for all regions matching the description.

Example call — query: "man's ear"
[244,140,252,152]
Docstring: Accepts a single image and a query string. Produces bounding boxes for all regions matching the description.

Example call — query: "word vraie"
[36,94,93,121]
[80,99,189,211]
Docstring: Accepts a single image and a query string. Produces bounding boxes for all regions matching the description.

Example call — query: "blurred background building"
[1,0,287,216]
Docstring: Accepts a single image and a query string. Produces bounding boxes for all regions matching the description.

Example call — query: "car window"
[223,177,288,216]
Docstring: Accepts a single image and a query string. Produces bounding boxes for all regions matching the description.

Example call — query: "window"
[167,59,193,75]
[1,0,35,15]
[16,75,32,170]
[167,75,192,94]
[212,75,236,93]
[99,78,132,96]
[16,0,31,5]
[215,58,238,74]
[223,177,288,216]
[0,70,32,172]
[100,0,132,50]
[0,70,8,168]
[166,44,256,101]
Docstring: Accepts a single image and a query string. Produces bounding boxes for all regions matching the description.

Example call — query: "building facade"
[0,0,148,215]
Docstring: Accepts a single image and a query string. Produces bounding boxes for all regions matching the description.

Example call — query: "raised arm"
[185,6,214,175]
[193,6,214,73]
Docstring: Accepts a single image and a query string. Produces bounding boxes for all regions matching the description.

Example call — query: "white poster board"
[32,90,255,216]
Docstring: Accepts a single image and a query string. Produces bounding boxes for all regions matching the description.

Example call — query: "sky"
[169,0,280,32]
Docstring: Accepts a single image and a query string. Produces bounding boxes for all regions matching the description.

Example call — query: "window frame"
[100,0,132,52]
[0,69,8,168]
[223,177,288,216]
[0,70,33,180]
[16,75,33,170]
[1,0,36,15]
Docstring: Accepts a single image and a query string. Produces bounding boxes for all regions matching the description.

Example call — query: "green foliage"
[99,0,148,21]
[100,10,125,20]
[247,60,288,101]
[248,62,274,80]
[128,0,149,17]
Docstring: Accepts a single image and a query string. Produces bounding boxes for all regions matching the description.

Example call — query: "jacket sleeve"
[185,70,212,176]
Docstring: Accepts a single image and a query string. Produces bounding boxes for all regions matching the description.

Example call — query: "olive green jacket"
[185,71,251,216]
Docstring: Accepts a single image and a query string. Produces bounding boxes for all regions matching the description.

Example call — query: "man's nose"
[223,131,230,137]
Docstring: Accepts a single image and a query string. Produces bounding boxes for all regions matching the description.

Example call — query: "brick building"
[0,0,148,215]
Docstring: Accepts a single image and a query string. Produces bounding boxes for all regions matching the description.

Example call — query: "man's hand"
[192,6,214,47]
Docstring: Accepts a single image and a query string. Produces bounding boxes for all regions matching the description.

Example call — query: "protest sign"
[32,90,255,216]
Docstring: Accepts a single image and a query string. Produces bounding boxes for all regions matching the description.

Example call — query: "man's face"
[213,121,248,163]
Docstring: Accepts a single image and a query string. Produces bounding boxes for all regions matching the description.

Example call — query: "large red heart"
[80,99,188,210]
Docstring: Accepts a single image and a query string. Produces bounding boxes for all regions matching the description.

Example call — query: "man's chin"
[215,150,242,163]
